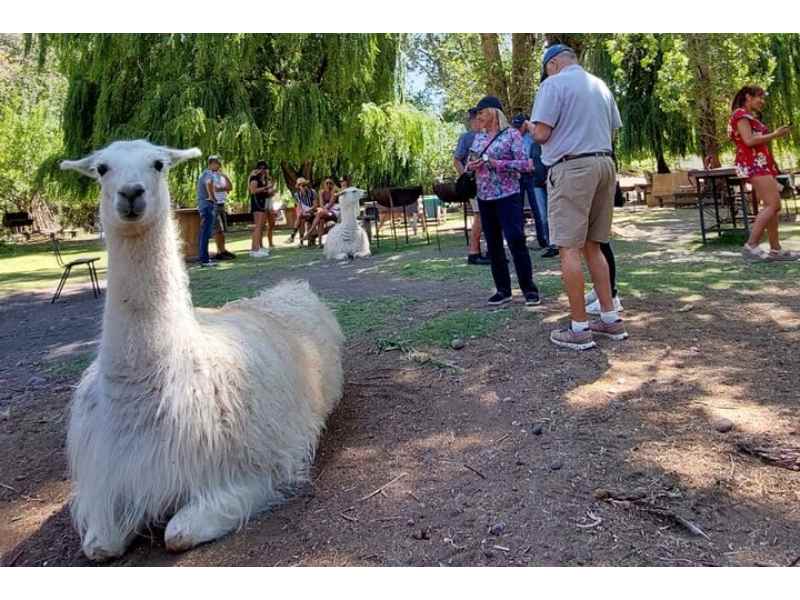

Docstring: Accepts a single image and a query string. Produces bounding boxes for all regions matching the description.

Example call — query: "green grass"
[400,307,513,348]
[5,210,800,318]
[0,237,108,296]
[46,352,95,378]
[330,296,415,337]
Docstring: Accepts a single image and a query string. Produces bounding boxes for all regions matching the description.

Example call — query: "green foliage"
[27,33,455,210]
[406,33,488,121]
[607,34,694,170]
[351,102,459,188]
[0,34,65,215]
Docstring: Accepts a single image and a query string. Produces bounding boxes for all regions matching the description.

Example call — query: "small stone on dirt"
[27,376,46,387]
[412,527,431,540]
[450,338,465,350]
[488,522,506,536]
[0,407,10,421]
[531,423,544,435]
[712,417,734,433]
[593,488,612,500]
[550,461,563,471]
[406,518,415,527]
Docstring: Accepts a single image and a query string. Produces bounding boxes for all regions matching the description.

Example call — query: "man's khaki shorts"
[547,155,616,248]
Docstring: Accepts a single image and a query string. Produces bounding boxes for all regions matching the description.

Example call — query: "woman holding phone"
[466,95,540,306]
[729,85,795,261]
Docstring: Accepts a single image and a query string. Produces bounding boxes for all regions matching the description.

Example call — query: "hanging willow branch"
[29,33,453,203]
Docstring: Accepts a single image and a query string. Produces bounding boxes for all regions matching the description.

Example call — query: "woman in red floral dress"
[728,85,794,260]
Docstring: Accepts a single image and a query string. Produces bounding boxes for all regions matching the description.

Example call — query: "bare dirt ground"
[1,210,799,567]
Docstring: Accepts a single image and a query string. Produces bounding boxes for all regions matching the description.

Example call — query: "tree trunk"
[30,194,58,233]
[479,33,510,112]
[280,160,315,190]
[544,34,586,61]
[509,33,538,116]
[685,34,721,168]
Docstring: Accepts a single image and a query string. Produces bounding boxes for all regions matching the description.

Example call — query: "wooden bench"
[648,171,698,208]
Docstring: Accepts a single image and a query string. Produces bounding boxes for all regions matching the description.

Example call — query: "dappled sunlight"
[628,441,733,489]
[410,431,484,452]
[0,480,70,555]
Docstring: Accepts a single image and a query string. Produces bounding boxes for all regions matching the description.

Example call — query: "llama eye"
[97,164,109,176]
[153,160,164,172]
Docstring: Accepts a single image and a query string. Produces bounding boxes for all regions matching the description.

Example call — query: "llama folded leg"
[164,482,269,552]
[81,525,137,562]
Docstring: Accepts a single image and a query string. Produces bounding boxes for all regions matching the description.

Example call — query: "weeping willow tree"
[605,34,694,172]
[350,102,458,188]
[763,34,800,162]
[29,33,452,208]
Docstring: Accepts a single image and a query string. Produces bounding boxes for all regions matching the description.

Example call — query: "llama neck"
[343,202,358,226]
[101,215,198,359]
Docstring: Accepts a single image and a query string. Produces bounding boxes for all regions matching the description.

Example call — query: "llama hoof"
[164,507,236,553]
[82,530,129,562]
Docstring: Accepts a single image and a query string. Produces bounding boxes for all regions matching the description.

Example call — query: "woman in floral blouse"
[729,85,794,261]
[467,96,541,306]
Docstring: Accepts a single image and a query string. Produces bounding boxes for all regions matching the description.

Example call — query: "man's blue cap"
[467,108,478,118]
[541,44,573,81]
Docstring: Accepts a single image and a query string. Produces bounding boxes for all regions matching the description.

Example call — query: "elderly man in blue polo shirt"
[527,44,627,350]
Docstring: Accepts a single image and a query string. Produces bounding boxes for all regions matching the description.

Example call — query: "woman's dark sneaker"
[467,253,491,265]
[541,247,559,258]
[488,292,512,306]
[524,291,541,306]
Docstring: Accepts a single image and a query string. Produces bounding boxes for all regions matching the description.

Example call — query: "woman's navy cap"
[541,44,573,81]
[473,95,504,113]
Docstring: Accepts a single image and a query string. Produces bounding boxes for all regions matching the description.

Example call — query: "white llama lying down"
[323,187,371,260]
[60,140,344,561]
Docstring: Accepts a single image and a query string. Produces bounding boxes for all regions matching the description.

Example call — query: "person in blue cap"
[511,112,558,258]
[453,108,490,265]
[527,44,626,350]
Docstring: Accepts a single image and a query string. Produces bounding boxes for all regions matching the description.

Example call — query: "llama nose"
[119,184,145,204]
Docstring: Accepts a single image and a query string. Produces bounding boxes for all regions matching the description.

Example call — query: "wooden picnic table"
[687,167,751,243]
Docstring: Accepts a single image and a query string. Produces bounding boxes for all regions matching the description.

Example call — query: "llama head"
[61,140,201,236]
[337,187,366,211]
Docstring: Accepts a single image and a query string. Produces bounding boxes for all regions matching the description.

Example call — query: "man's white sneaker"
[586,295,624,316]
[584,288,598,305]
[249,249,270,258]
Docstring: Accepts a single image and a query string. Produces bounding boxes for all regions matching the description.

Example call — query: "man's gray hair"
[560,49,578,62]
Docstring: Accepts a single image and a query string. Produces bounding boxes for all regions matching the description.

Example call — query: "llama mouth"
[120,210,144,221]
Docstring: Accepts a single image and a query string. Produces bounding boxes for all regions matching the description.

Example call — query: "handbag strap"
[481,128,508,157]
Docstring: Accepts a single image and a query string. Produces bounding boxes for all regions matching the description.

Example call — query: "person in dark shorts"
[211,158,235,260]
[249,160,275,258]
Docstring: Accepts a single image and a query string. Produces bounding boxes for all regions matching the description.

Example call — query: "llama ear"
[60,155,97,179]
[164,147,202,167]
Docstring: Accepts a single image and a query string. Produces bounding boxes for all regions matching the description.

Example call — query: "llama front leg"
[164,483,268,553]
[81,524,137,562]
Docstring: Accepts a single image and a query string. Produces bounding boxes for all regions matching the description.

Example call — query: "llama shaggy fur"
[323,187,371,260]
[61,140,344,561]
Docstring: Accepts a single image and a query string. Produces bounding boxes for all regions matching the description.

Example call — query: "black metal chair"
[433,181,472,244]
[51,234,102,303]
